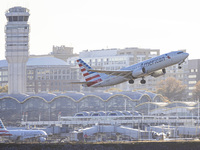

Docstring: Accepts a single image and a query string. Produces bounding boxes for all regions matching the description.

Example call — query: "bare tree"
[156,77,186,101]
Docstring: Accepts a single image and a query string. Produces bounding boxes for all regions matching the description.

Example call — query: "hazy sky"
[0,0,200,60]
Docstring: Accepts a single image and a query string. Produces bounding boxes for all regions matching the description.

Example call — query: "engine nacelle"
[151,68,166,78]
[39,137,46,142]
[132,67,146,78]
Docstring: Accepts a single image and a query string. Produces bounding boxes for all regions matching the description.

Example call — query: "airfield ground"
[1,141,200,150]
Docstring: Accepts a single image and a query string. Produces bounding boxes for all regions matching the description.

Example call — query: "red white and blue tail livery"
[0,119,12,136]
[74,51,189,87]
[77,59,103,87]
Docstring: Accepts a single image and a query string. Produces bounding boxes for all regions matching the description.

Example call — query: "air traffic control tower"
[5,7,30,94]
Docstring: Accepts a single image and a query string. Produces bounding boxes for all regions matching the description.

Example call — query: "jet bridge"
[70,124,150,141]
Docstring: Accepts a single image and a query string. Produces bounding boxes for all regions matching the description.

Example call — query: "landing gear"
[129,79,134,84]
[140,79,146,84]
[178,65,182,69]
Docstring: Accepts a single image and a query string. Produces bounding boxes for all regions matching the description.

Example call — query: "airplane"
[74,51,189,87]
[0,119,47,142]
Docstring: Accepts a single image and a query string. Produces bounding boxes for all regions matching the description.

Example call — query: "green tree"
[156,77,186,101]
[192,81,200,100]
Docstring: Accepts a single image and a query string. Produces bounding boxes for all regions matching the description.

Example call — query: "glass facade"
[0,91,167,123]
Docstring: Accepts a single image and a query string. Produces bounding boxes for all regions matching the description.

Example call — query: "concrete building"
[187,59,200,98]
[30,45,78,62]
[0,57,80,93]
[5,7,30,94]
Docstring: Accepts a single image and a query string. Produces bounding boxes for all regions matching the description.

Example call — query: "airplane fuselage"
[0,129,47,142]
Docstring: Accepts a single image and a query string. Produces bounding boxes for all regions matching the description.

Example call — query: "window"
[13,16,18,21]
[177,51,183,54]
[189,81,197,84]
[189,87,196,90]
[9,16,12,22]
[189,75,197,78]
[19,16,23,21]
[24,16,29,21]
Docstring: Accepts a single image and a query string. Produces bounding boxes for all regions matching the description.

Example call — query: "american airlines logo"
[141,56,166,67]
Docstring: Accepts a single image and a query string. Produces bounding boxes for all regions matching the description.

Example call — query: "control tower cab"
[5,7,30,94]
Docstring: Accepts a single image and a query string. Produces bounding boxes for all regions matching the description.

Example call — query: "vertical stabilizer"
[0,119,7,130]
[77,59,102,87]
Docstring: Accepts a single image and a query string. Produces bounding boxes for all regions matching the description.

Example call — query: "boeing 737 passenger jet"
[75,51,189,87]
[0,119,47,142]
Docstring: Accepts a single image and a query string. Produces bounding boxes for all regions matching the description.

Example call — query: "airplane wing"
[70,81,98,85]
[88,69,132,77]
[69,81,89,84]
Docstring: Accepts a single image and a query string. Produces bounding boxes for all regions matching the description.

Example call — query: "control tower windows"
[6,16,29,22]
[24,16,29,21]
[7,17,12,22]
[19,16,23,21]
[13,16,17,21]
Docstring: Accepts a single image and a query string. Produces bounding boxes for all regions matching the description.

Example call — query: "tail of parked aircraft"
[0,119,6,130]
[77,59,103,87]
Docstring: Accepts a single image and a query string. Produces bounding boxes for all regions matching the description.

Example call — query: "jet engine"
[151,68,166,78]
[132,67,146,78]
[39,137,46,142]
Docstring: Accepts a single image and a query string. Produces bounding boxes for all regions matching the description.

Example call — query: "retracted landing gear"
[129,79,134,84]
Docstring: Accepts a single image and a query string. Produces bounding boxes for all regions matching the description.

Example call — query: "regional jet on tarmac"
[0,119,47,142]
[75,51,189,87]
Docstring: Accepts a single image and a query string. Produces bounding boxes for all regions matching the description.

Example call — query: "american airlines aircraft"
[75,51,189,87]
[0,119,47,142]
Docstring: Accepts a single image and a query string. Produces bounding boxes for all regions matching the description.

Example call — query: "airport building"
[5,7,30,94]
[0,57,80,93]
[187,59,200,98]
[1,7,200,142]
[0,90,197,123]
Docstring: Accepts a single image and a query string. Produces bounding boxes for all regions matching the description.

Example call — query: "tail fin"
[0,119,7,130]
[77,59,102,87]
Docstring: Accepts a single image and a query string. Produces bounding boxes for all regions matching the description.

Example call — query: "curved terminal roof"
[0,57,68,68]
[166,102,197,108]
[59,92,85,101]
[83,92,113,101]
[0,91,165,104]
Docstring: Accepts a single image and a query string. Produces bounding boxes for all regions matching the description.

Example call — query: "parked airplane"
[0,119,47,142]
[75,51,189,87]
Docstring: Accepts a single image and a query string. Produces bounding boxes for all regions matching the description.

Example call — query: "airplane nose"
[184,53,189,59]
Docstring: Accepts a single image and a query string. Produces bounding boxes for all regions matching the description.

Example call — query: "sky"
[0,0,200,60]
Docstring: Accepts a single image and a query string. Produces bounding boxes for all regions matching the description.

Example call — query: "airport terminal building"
[0,57,80,93]
[0,90,198,124]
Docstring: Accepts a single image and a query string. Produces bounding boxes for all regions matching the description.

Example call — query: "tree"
[156,77,186,101]
[0,85,8,93]
[192,81,200,100]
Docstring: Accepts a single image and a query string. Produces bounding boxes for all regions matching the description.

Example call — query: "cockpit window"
[177,51,183,54]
